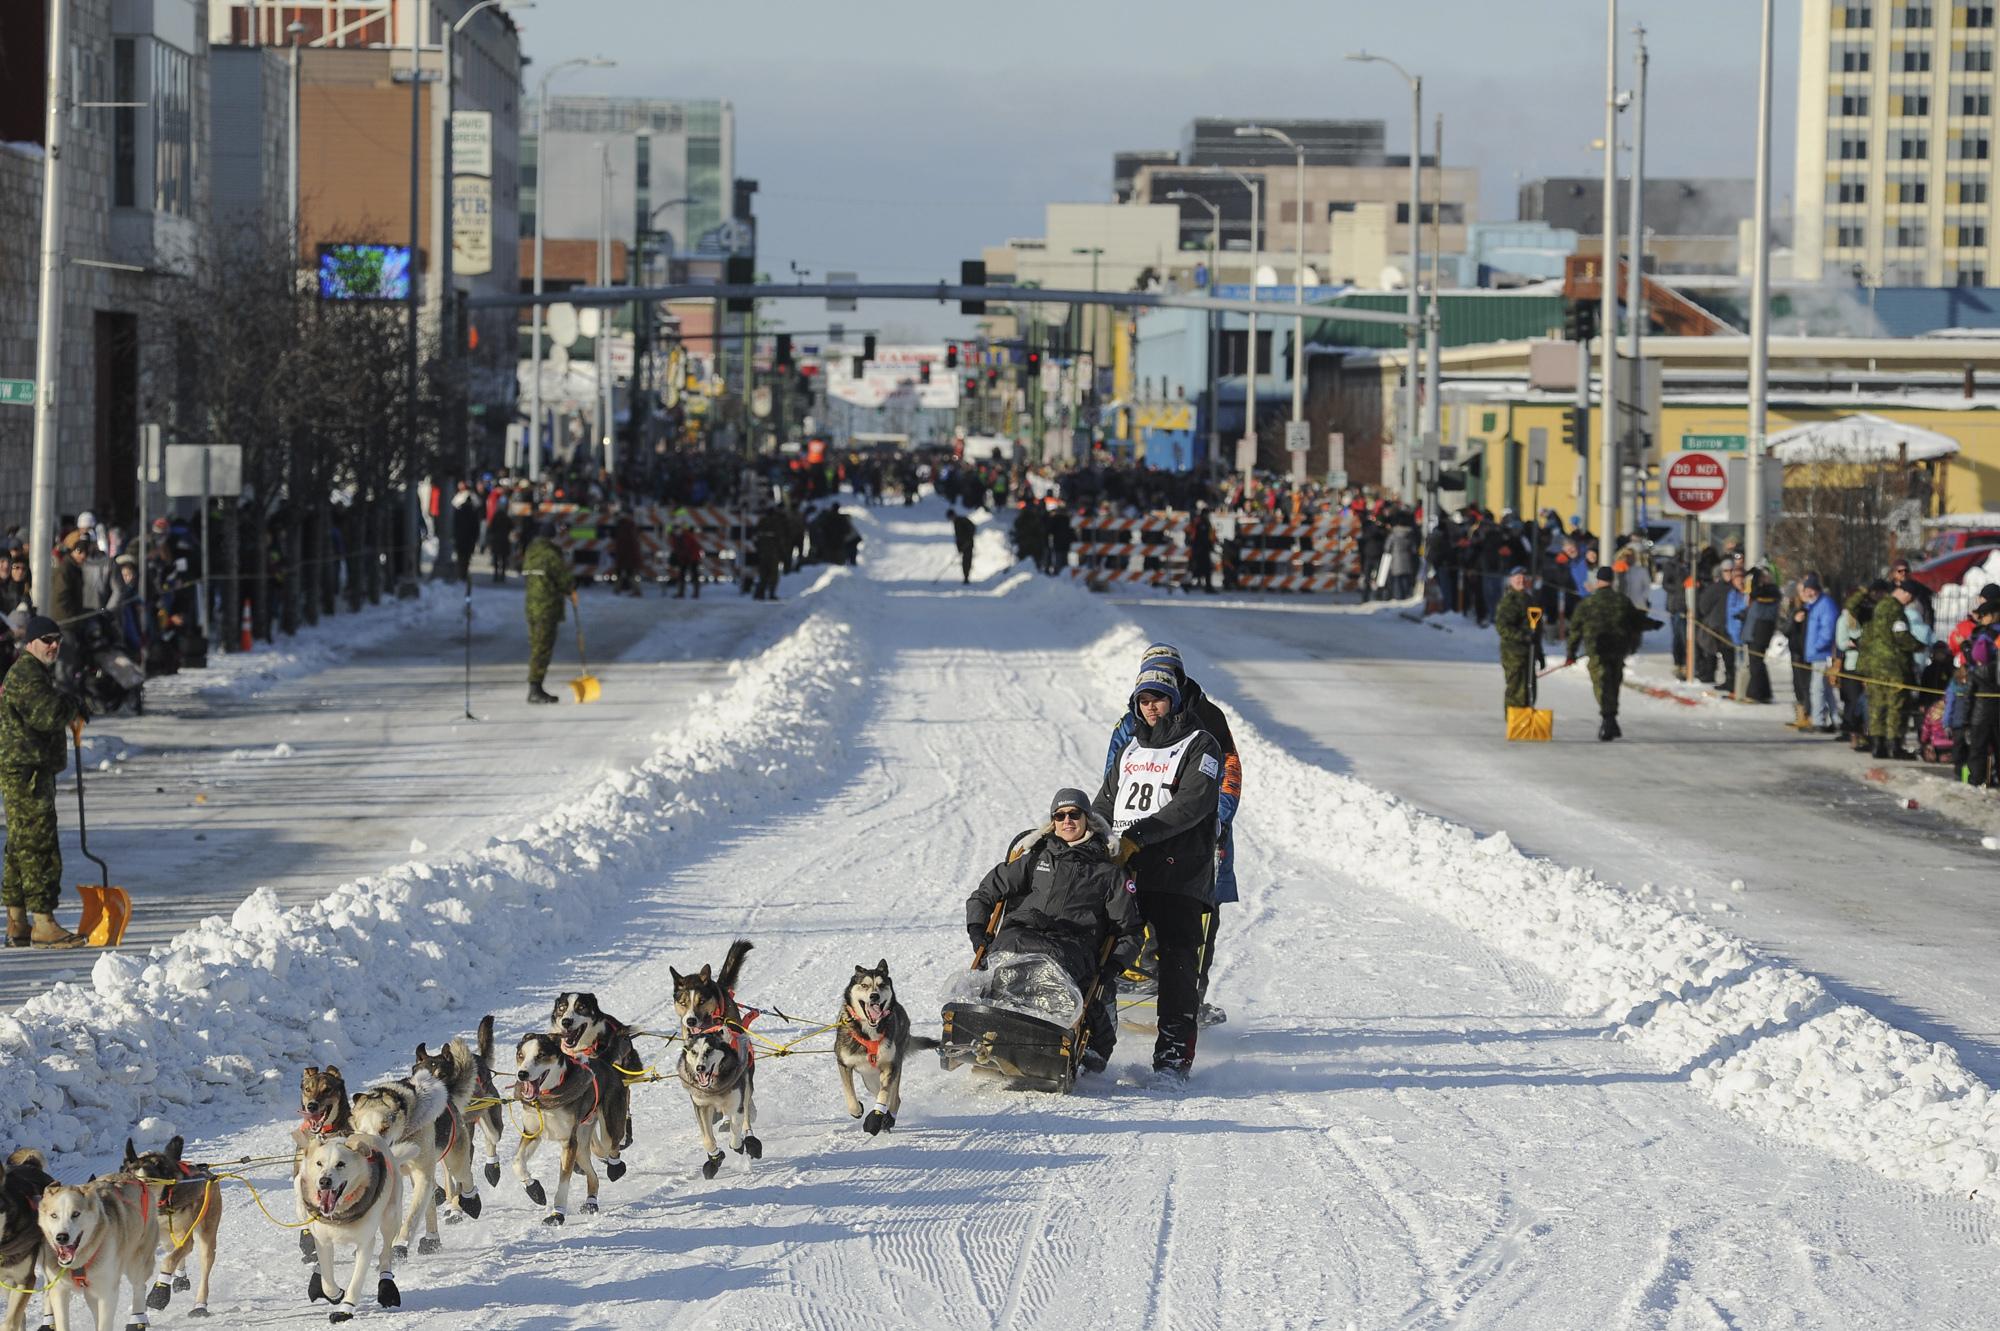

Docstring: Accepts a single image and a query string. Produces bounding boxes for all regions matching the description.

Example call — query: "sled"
[1507,607,1554,741]
[941,905,1115,1095]
[71,722,131,946]
[567,592,601,703]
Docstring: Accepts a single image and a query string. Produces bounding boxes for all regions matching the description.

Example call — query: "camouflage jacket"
[522,538,571,622]
[1566,585,1645,663]
[0,652,76,777]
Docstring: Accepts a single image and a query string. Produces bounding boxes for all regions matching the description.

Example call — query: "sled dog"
[348,1068,457,1257]
[671,939,753,1037]
[460,1015,507,1186]
[513,1033,630,1223]
[38,1172,161,1331]
[123,1135,224,1320]
[292,1065,353,1262]
[1,1149,56,1331]
[411,1034,487,1224]
[295,1133,413,1324]
[678,1027,760,1178]
[547,994,638,1151]
[835,959,934,1136]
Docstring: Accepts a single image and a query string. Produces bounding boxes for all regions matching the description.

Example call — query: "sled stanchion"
[970,902,1004,971]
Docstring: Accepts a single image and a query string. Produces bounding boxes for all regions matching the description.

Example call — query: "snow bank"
[0,576,867,1158]
[1077,620,2000,1211]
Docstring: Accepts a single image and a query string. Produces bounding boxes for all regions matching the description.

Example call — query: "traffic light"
[863,334,877,362]
[985,366,998,386]
[1562,301,1598,343]
[960,260,987,315]
[945,343,959,368]
[852,356,865,378]
[1025,349,1041,374]
[1561,406,1587,454]
[963,375,977,395]
[726,256,754,313]
[774,333,792,366]
[920,362,931,384]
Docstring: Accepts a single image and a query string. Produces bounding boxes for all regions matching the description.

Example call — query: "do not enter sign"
[1663,451,1728,515]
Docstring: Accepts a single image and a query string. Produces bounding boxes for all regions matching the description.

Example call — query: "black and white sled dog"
[678,1025,760,1179]
[671,939,753,1037]
[513,1033,631,1224]
[458,1015,507,1187]
[547,994,637,1152]
[38,1170,161,1331]
[0,1149,55,1331]
[412,1027,494,1223]
[347,1064,469,1259]
[295,1132,416,1324]
[835,960,935,1136]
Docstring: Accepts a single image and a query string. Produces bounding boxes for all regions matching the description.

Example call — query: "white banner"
[451,111,492,177]
[453,176,492,275]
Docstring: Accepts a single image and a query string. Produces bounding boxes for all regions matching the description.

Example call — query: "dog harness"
[845,1005,887,1068]
[63,1181,154,1289]
[520,1056,603,1126]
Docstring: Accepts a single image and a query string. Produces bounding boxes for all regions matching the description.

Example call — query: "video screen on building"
[316,243,413,300]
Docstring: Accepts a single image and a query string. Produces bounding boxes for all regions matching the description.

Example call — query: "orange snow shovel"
[70,717,131,946]
[567,591,600,704]
[1505,607,1555,743]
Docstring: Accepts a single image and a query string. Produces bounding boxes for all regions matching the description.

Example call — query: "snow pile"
[144,583,464,702]
[0,578,866,1157]
[1078,621,2000,1209]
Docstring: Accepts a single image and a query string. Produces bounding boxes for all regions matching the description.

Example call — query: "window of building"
[1960,87,1994,114]
[151,41,193,217]
[1837,41,1874,70]
[1956,41,1995,68]
[1831,177,1871,203]
[1895,3,1934,24]
[1833,131,1871,160]
[1955,222,1989,245]
[1844,2,1875,22]
[1888,221,1929,246]
[1966,4,1997,27]
[1904,43,1935,70]
[1956,133,1993,157]
[1899,90,1934,114]
[1895,131,1931,157]
[1393,202,1465,225]
[1957,266,1988,284]
[1897,176,1929,201]
[111,38,135,208]
[1835,223,1868,248]
[1833,89,1872,116]
[1957,175,1991,201]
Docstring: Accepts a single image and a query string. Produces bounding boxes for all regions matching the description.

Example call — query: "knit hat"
[1131,665,1182,712]
[1594,565,1615,584]
[1801,572,1823,592]
[19,614,59,641]
[1869,577,1893,594]
[1048,787,1091,818]
[1507,565,1528,577]
[1138,641,1183,682]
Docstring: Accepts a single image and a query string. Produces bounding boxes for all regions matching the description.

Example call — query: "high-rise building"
[1795,2,2000,285]
[1518,176,1754,273]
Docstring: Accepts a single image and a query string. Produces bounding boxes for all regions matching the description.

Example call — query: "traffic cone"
[239,599,253,652]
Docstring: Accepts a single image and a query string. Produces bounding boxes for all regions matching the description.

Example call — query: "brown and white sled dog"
[123,1136,223,1321]
[670,939,753,1037]
[461,1015,507,1187]
[347,1067,459,1258]
[412,1030,491,1223]
[0,1149,55,1331]
[38,1171,161,1331]
[678,1026,760,1179]
[292,1065,352,1263]
[513,1033,630,1224]
[836,959,934,1136]
[547,995,637,1153]
[295,1133,414,1324]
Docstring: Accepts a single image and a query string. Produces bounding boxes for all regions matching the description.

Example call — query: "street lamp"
[1166,190,1222,473]
[1209,167,1261,476]
[1071,245,1104,442]
[1347,51,1422,504]
[527,55,615,482]
[1236,126,1307,438]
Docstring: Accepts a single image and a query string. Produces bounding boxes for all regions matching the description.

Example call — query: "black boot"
[1872,736,1890,759]
[1598,719,1615,741]
[527,684,559,705]
[1607,716,1622,740]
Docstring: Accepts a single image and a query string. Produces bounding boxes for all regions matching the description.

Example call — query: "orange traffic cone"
[239,599,253,652]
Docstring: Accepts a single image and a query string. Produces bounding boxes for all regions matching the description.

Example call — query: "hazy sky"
[518,0,1800,340]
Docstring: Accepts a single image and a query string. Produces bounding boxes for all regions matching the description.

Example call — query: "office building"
[1519,176,1755,274]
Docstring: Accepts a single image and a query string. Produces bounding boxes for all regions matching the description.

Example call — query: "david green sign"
[1680,433,1746,452]
[0,380,34,406]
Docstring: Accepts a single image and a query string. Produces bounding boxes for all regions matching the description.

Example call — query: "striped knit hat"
[1138,641,1184,683]
[1131,665,1182,712]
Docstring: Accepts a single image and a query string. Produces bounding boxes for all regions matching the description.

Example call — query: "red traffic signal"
[1026,349,1041,372]
[945,343,959,368]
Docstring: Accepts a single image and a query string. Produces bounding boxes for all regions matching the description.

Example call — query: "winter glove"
[1114,836,1139,866]
[967,922,989,953]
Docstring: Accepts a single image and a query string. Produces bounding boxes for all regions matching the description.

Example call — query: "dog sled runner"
[939,903,1114,1095]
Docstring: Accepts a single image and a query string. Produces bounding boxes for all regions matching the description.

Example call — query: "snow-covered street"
[4,503,1996,1327]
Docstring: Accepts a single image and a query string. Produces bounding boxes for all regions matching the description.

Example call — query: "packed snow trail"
[22,503,1996,1328]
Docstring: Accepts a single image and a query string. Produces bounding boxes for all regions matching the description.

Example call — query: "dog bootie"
[580,1198,599,1215]
[483,1160,501,1187]
[376,1276,400,1310]
[542,1209,565,1227]
[417,1236,442,1255]
[299,1230,317,1264]
[863,1110,893,1135]
[457,1190,482,1219]
[172,1274,189,1293]
[701,1151,725,1180]
[330,1302,354,1324]
[523,1179,546,1207]
[605,1159,626,1182]
[392,1243,408,1261]
[742,1135,764,1159]
[147,1281,172,1312]
[307,1272,327,1303]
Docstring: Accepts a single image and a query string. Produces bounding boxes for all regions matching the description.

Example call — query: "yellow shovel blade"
[569,673,601,704]
[75,885,104,941]
[77,885,132,946]
[1506,706,1554,742]
[102,888,131,946]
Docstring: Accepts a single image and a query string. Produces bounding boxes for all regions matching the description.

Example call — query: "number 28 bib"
[1111,733,1199,835]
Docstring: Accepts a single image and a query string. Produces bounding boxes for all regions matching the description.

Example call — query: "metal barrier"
[1062,510,1361,593]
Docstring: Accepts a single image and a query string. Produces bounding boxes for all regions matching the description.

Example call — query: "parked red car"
[1910,521,2000,592]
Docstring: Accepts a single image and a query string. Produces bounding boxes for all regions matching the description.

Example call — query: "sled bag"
[1505,706,1553,742]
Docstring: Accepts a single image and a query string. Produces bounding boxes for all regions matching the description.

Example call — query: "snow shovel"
[1506,608,1555,742]
[567,591,600,704]
[70,718,130,947]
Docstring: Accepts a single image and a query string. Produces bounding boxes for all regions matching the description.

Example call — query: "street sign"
[1661,451,1727,515]
[1680,433,1746,452]
[165,444,243,498]
[0,379,33,406]
[1327,469,1350,489]
[1285,420,1311,452]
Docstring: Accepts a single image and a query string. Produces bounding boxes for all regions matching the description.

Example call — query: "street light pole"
[1237,126,1308,435]
[1746,0,1775,569]
[1167,190,1223,473]
[597,140,613,475]
[1599,0,1621,545]
[1347,52,1422,503]
[28,0,70,584]
[1625,24,1648,529]
[1214,168,1261,477]
[526,56,614,483]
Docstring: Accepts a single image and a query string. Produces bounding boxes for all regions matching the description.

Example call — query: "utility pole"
[28,0,70,586]
[1625,25,1649,531]
[404,1,423,588]
[1746,0,1775,569]
[1598,0,1621,547]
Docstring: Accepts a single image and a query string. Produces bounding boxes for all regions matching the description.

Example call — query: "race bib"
[1113,734,1198,834]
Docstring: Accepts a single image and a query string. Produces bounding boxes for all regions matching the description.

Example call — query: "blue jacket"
[1803,594,1838,661]
[1569,560,1592,596]
[1726,588,1748,645]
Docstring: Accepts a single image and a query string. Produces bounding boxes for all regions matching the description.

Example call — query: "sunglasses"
[1052,809,1085,823]
[34,634,59,646]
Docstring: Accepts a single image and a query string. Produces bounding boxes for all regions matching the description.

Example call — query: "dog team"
[2,939,924,1327]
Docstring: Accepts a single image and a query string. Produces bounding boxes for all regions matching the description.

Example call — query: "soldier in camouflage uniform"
[521,522,574,705]
[0,615,85,947]
[1494,566,1543,711]
[1565,565,1649,742]
[1859,580,1918,759]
